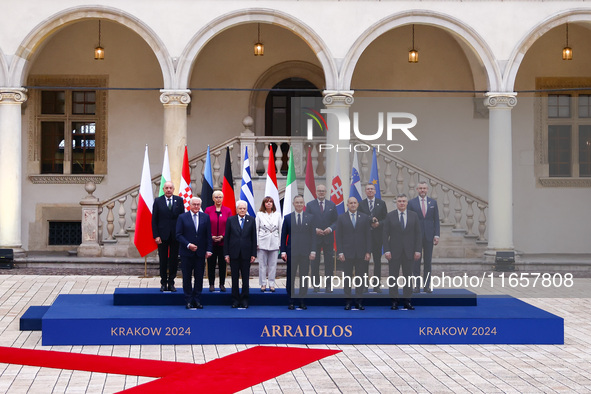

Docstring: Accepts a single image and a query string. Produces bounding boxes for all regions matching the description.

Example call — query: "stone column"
[484,93,517,253]
[322,90,354,201]
[78,182,102,257]
[0,88,27,254]
[160,90,191,190]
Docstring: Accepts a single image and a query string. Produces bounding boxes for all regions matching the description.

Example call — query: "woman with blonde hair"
[256,196,281,292]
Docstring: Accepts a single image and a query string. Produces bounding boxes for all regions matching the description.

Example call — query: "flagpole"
[138,256,152,279]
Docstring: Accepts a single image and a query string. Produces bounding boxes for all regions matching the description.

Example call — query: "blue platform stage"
[20,288,564,346]
[113,288,477,306]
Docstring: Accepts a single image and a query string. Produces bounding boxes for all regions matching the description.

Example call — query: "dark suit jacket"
[175,211,212,258]
[335,211,372,260]
[223,215,257,260]
[407,196,440,240]
[382,209,422,260]
[358,197,388,246]
[152,195,185,240]
[281,212,317,257]
[306,199,338,229]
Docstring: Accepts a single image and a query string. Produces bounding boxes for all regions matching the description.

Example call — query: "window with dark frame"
[547,93,591,178]
[39,90,98,175]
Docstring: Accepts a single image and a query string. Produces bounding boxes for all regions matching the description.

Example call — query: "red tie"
[421,198,427,217]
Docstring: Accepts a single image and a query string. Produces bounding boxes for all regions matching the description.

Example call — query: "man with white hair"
[176,197,212,309]
[224,200,257,308]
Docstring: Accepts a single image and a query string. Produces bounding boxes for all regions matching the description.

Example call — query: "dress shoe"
[391,301,399,310]
[232,303,239,308]
[356,304,365,310]
[404,302,415,310]
[220,285,226,292]
[209,285,215,292]
[194,302,203,309]
[186,303,194,309]
[160,285,167,292]
[425,288,433,293]
[288,304,295,310]
[413,288,420,293]
[344,303,352,311]
[374,287,382,293]
[299,303,307,310]
[325,289,333,294]
[314,287,320,293]
[260,286,266,292]
[241,302,249,309]
[169,285,176,292]
[270,287,275,292]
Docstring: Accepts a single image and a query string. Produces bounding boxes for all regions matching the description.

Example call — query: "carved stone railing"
[348,138,488,243]
[79,116,486,256]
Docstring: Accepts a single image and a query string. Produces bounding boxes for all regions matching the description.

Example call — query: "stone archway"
[340,10,500,92]
[8,5,174,87]
[175,9,337,91]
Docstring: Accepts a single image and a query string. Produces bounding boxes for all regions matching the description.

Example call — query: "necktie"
[351,213,356,228]
[400,212,405,229]
[320,201,324,213]
[421,198,427,217]
[193,213,198,231]
[167,198,172,210]
[297,213,301,226]
[369,200,374,213]
[240,217,244,229]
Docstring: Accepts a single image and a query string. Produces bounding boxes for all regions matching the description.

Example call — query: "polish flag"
[134,146,157,257]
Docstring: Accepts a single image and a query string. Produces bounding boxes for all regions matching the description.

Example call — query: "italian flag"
[283,147,297,218]
[134,146,157,257]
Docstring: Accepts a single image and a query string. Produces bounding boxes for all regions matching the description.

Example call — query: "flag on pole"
[157,145,171,197]
[222,147,237,215]
[369,147,381,199]
[264,144,281,215]
[240,146,256,217]
[330,151,345,215]
[134,145,157,257]
[179,145,193,211]
[350,150,363,203]
[201,146,214,210]
[283,147,298,218]
[303,146,316,204]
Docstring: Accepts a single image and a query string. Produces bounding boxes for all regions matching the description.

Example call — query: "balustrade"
[80,127,488,257]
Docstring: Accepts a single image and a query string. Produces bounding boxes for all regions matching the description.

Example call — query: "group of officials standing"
[151,179,440,311]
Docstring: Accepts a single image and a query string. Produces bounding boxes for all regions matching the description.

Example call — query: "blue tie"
[351,213,356,228]
[240,217,244,229]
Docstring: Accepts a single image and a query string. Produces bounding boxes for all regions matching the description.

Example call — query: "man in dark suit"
[224,200,257,308]
[152,181,185,292]
[407,181,440,293]
[281,195,317,310]
[305,184,338,292]
[175,197,212,309]
[335,197,371,310]
[383,194,422,310]
[358,183,388,292]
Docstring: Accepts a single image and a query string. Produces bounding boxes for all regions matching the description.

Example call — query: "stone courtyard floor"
[0,270,590,393]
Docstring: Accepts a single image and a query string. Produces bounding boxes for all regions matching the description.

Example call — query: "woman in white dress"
[256,196,282,292]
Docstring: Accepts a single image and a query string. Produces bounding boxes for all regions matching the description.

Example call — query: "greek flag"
[240,146,256,217]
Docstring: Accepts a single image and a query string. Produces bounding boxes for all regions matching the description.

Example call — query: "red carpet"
[0,345,340,393]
